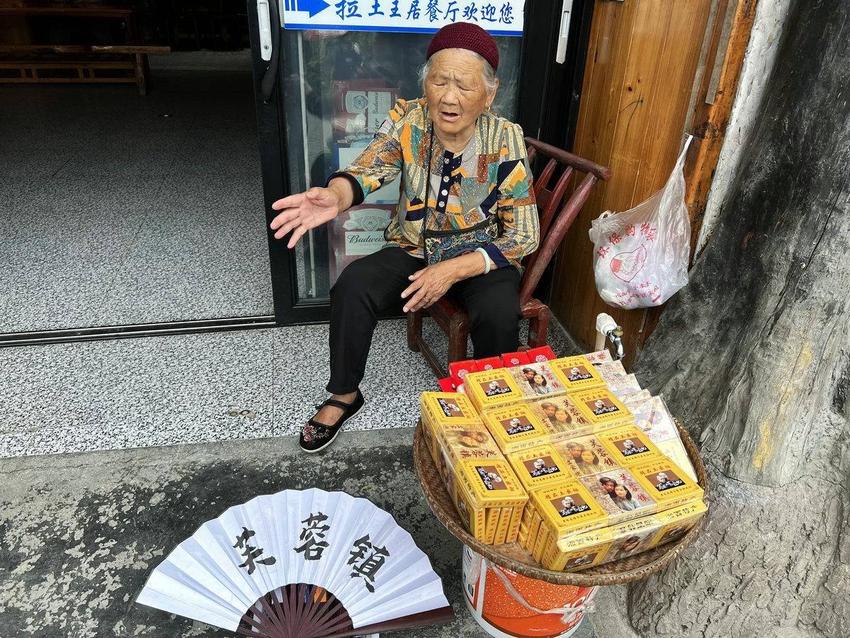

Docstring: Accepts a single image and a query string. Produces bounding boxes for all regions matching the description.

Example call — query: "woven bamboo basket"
[413,418,709,586]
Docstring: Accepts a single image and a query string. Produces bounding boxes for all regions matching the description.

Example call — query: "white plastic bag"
[589,136,693,309]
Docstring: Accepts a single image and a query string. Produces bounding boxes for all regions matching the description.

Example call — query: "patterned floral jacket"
[329,98,539,271]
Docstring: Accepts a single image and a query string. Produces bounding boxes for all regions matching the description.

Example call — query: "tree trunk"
[625,0,850,635]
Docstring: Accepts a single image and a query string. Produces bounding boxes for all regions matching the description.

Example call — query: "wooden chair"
[406,137,612,377]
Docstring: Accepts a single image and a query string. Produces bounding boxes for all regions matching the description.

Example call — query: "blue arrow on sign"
[289,0,330,17]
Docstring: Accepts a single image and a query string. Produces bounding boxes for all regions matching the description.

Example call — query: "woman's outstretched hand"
[270,186,342,249]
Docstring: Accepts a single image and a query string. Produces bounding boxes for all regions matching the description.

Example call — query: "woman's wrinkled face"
[425,49,496,140]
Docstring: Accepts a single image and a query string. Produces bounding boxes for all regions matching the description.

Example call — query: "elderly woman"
[270,23,540,452]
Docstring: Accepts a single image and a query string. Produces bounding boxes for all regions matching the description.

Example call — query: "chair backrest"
[519,137,612,307]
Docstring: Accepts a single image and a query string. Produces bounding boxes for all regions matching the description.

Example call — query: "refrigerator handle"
[555,0,573,64]
[259,0,281,103]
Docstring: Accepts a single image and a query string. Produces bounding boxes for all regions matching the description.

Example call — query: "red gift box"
[437,377,457,392]
[449,359,477,384]
[475,356,504,371]
[501,351,530,367]
[526,346,558,363]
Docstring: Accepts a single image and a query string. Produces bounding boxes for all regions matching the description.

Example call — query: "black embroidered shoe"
[299,390,364,453]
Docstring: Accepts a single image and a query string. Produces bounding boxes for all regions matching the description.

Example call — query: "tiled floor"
[0,316,579,458]
[0,52,273,333]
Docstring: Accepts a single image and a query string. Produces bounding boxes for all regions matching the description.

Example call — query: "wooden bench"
[0,2,170,94]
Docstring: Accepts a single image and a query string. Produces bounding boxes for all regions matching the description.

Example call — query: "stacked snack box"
[480,403,555,453]
[420,349,707,570]
[544,500,708,571]
[453,460,528,545]
[420,391,527,545]
[521,456,704,565]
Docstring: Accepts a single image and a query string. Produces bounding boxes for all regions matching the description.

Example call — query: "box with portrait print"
[481,403,554,454]
[555,434,621,478]
[570,388,635,428]
[431,424,503,491]
[596,425,662,467]
[630,457,705,509]
[644,499,707,550]
[549,355,606,393]
[528,395,596,441]
[452,459,528,544]
[579,467,658,524]
[464,368,525,413]
[507,444,572,492]
[530,479,609,541]
[508,360,566,400]
[420,391,480,431]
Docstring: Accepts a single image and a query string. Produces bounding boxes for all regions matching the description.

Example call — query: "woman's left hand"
[401,262,459,313]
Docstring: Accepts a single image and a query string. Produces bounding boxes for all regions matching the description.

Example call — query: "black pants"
[327,247,521,394]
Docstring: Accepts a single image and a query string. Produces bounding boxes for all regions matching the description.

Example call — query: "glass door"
[249,0,590,324]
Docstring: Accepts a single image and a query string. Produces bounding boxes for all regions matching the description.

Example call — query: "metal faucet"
[595,313,625,361]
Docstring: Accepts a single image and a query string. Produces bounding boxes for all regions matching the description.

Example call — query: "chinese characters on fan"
[348,534,391,593]
[233,527,277,575]
[284,513,390,592]
[294,512,331,560]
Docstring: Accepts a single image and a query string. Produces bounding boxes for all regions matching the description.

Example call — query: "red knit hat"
[426,22,499,71]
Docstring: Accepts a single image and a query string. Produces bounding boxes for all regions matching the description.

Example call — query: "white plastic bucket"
[462,546,597,638]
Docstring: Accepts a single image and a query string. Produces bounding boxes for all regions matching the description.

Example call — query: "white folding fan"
[137,488,454,637]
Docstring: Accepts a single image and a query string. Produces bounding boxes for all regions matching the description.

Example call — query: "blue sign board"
[281,0,524,37]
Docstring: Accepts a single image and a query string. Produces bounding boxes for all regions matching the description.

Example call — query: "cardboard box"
[501,351,530,367]
[548,500,708,571]
[464,369,525,413]
[420,392,480,430]
[579,467,659,523]
[509,360,567,399]
[525,345,557,362]
[596,425,662,467]
[507,444,573,492]
[529,480,609,540]
[481,403,553,453]
[555,434,621,478]
[528,395,594,440]
[630,458,705,510]
[549,356,606,393]
[570,388,635,428]
[452,459,528,544]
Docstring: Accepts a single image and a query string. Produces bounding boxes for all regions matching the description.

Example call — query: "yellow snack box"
[431,427,504,503]
[551,499,707,571]
[579,467,659,522]
[420,392,481,431]
[507,505,523,543]
[596,425,662,467]
[481,403,554,453]
[484,508,500,544]
[454,459,528,510]
[544,526,615,571]
[493,507,512,545]
[657,438,698,482]
[530,480,609,539]
[549,355,606,392]
[631,458,705,510]
[570,388,635,428]
[556,435,620,478]
[645,499,708,549]
[550,545,610,572]
[463,369,525,413]
[509,361,567,399]
[529,395,593,440]
[507,444,573,491]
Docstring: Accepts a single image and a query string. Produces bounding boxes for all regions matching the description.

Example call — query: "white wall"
[695,0,794,255]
